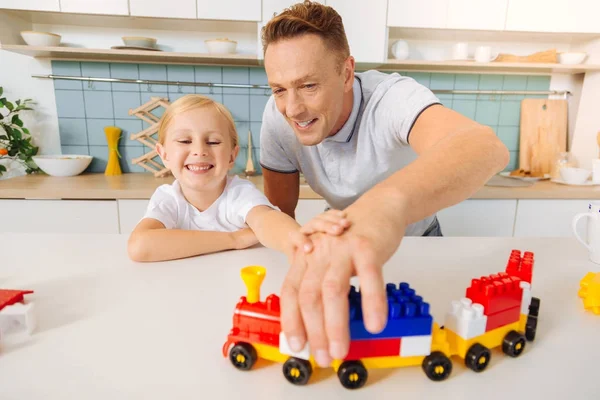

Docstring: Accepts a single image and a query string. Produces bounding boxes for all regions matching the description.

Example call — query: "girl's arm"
[245,206,301,260]
[127,218,258,262]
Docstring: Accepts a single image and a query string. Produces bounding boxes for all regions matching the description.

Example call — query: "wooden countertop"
[0,173,599,200]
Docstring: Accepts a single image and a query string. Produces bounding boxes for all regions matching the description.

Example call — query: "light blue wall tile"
[223,67,250,94]
[139,64,168,93]
[250,122,262,148]
[167,65,195,94]
[84,91,114,119]
[454,74,479,90]
[86,119,115,146]
[115,119,144,146]
[404,72,430,87]
[436,94,453,108]
[56,90,86,118]
[250,68,268,85]
[250,95,269,122]
[52,61,82,90]
[195,66,222,94]
[224,94,250,121]
[453,93,478,101]
[140,92,168,121]
[110,63,140,91]
[497,126,520,151]
[526,75,551,91]
[498,101,521,126]
[168,93,189,102]
[452,100,477,120]
[112,91,141,119]
[81,62,111,91]
[119,146,145,173]
[475,100,501,126]
[503,75,528,90]
[429,73,455,90]
[88,146,108,172]
[235,121,251,148]
[507,151,519,171]
[61,145,89,156]
[478,75,503,90]
[203,93,224,104]
[58,118,88,146]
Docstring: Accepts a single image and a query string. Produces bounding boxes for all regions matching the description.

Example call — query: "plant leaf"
[0,164,6,172]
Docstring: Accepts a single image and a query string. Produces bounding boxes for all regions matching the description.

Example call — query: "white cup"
[474,46,498,63]
[452,43,468,60]
[592,159,600,183]
[572,201,600,264]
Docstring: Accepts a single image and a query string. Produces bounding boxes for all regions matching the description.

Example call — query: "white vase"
[0,158,26,180]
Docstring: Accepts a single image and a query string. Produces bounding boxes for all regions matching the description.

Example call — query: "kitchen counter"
[0,173,599,200]
[0,233,597,399]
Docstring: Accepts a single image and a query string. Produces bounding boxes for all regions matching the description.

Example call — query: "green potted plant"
[0,86,41,178]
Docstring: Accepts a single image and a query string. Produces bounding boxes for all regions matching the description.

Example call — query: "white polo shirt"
[259,70,441,236]
[143,175,277,231]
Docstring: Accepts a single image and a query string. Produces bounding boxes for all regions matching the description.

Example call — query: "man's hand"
[280,197,408,367]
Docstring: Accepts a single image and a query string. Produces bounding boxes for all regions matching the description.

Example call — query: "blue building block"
[348,283,433,340]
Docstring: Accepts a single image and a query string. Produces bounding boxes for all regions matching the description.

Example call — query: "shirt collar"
[325,77,361,143]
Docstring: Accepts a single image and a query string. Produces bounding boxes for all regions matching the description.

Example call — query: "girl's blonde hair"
[157,94,238,147]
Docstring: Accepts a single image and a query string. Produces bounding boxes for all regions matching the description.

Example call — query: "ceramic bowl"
[204,38,237,54]
[558,52,587,65]
[32,155,93,177]
[20,31,61,47]
[560,167,591,184]
[122,36,157,48]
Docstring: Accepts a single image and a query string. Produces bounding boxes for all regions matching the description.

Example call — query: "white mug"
[592,159,600,183]
[474,46,498,63]
[452,43,468,60]
[572,201,600,264]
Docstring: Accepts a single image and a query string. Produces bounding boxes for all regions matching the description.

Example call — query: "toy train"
[222,250,540,389]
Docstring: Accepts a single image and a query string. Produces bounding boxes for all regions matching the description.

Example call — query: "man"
[259,1,509,368]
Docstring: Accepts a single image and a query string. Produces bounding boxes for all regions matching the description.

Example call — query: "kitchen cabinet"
[505,0,590,33]
[0,0,59,12]
[0,200,119,234]
[59,0,128,15]
[447,0,508,31]
[129,0,196,19]
[436,200,517,237]
[513,199,591,238]
[262,0,296,21]
[387,0,448,29]
[118,200,148,234]
[198,0,260,21]
[326,0,388,63]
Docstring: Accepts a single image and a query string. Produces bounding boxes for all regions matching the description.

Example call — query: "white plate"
[499,172,551,182]
[111,45,162,51]
[551,178,600,186]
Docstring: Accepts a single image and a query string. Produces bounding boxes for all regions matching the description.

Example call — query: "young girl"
[128,94,348,262]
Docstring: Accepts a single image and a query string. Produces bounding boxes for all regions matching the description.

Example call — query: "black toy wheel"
[525,314,538,341]
[337,360,368,389]
[465,343,491,372]
[282,357,312,385]
[229,342,257,371]
[529,297,541,317]
[422,351,453,381]
[502,330,526,357]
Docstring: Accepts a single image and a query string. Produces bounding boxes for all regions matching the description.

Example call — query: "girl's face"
[156,106,239,193]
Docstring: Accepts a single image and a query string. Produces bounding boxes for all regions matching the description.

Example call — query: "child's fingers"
[317,211,351,228]
[289,230,313,253]
[300,217,345,236]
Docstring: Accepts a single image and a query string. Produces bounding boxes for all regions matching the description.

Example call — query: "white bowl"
[560,167,591,184]
[21,31,61,47]
[204,38,237,54]
[558,52,587,65]
[122,36,157,48]
[33,155,93,177]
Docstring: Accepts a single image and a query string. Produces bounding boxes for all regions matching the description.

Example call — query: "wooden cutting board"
[519,99,567,176]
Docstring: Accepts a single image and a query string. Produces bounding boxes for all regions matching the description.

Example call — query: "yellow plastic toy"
[579,272,600,314]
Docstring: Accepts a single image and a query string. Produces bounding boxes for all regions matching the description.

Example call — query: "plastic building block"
[346,338,401,360]
[280,332,311,360]
[505,250,534,284]
[399,335,433,357]
[444,298,487,340]
[0,289,33,311]
[578,272,600,314]
[349,283,433,340]
[520,281,532,315]
[485,306,521,331]
[466,273,523,315]
[0,289,35,337]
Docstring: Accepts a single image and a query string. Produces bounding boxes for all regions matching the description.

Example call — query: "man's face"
[265,34,354,146]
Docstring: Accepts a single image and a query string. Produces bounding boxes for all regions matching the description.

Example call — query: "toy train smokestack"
[241,266,266,304]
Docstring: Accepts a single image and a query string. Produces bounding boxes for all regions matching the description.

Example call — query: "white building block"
[444,298,487,340]
[400,335,432,357]
[0,302,36,336]
[520,281,532,315]
[279,332,310,360]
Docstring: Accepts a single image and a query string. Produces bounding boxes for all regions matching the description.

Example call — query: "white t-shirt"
[142,175,277,231]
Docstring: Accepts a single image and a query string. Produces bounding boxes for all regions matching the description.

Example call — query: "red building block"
[505,249,534,284]
[229,294,281,347]
[0,289,34,312]
[466,273,523,315]
[346,338,401,360]
[485,306,521,331]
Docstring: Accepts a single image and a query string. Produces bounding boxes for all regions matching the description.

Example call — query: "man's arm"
[262,168,300,219]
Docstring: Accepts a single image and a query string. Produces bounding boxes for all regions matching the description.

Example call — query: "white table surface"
[0,233,598,399]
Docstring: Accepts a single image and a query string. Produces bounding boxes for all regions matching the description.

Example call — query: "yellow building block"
[446,320,521,359]
[579,272,600,315]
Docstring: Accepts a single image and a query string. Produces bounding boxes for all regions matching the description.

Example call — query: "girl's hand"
[299,209,351,236]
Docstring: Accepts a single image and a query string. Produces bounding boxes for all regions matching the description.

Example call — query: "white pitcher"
[572,201,600,264]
